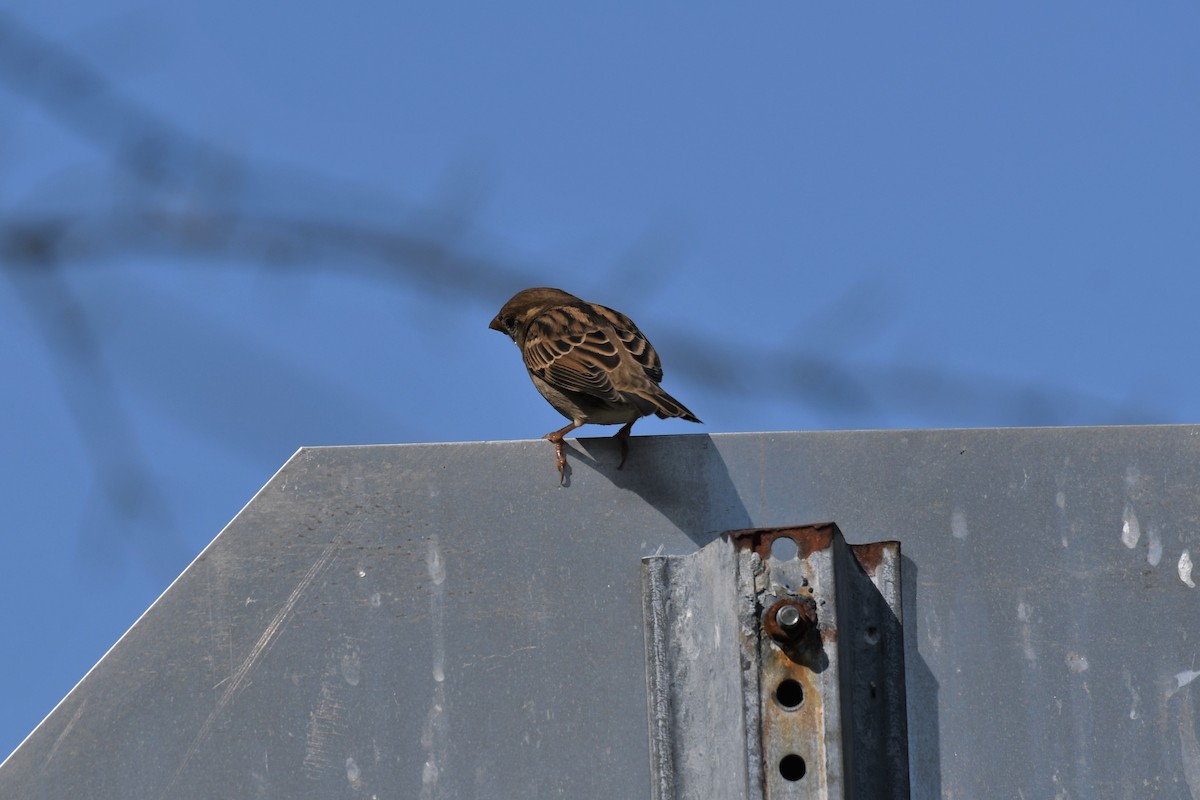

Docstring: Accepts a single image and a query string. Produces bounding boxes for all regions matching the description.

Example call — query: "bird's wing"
[591,304,664,383]
[591,304,701,422]
[522,305,626,403]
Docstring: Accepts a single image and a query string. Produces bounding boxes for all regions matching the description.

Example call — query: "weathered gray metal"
[643,524,908,799]
[642,531,762,800]
[3,427,1200,798]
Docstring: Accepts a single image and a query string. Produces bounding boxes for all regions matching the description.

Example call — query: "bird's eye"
[503,315,516,329]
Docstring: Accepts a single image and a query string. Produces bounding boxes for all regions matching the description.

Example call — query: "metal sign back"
[3,426,1200,798]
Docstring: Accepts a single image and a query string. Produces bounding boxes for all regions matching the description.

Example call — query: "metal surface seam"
[642,556,676,800]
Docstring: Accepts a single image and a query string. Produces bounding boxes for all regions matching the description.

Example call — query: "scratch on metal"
[165,535,342,792]
[303,682,346,779]
[40,698,88,774]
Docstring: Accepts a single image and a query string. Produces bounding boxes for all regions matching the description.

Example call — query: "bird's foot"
[543,426,577,486]
[544,436,568,485]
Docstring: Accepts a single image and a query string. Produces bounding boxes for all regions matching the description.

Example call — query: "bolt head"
[776,604,802,629]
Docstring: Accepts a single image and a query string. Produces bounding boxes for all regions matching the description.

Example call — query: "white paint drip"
[422,536,448,799]
[1055,491,1066,510]
[346,756,362,789]
[340,651,361,686]
[951,509,969,540]
[1121,504,1141,549]
[1124,671,1141,720]
[924,606,943,650]
[1017,599,1036,663]
[423,759,440,786]
[1179,550,1196,588]
[1125,465,1141,488]
[1169,669,1200,698]
[1147,527,1163,567]
[427,538,447,586]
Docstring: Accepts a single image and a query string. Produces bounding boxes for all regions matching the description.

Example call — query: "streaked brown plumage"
[490,287,701,483]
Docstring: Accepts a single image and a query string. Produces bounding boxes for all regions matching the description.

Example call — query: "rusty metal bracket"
[642,523,909,800]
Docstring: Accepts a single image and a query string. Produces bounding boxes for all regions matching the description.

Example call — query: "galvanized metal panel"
[3,427,1200,798]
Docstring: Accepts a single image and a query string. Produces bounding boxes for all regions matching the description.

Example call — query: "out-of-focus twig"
[0,11,1164,579]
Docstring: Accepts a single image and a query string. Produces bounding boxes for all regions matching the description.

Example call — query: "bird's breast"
[528,373,642,426]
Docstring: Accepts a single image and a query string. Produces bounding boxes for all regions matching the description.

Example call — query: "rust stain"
[763,597,827,671]
[763,597,818,643]
[850,541,901,576]
[733,522,904,790]
[729,522,840,559]
[761,639,825,788]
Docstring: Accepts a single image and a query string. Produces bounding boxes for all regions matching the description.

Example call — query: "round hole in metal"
[779,754,806,781]
[775,678,803,709]
[770,536,798,560]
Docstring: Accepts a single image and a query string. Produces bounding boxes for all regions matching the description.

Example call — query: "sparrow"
[490,287,701,484]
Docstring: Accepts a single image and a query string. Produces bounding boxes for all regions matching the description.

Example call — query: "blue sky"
[2,2,1198,760]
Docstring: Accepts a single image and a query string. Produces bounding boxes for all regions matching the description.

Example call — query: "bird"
[490,287,701,484]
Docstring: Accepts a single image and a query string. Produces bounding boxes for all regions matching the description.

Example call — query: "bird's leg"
[544,421,583,485]
[614,419,637,470]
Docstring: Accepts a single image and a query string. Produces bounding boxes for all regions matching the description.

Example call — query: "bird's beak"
[488,315,505,333]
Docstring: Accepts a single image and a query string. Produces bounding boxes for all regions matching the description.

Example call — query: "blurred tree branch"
[0,12,1159,575]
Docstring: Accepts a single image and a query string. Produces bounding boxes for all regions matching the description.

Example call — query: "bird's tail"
[624,389,702,424]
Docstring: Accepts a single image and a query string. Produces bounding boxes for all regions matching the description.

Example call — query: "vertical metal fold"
[835,538,909,797]
[642,540,759,800]
[644,523,909,800]
[642,556,678,800]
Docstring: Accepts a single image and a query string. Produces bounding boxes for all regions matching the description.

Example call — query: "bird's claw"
[544,434,568,485]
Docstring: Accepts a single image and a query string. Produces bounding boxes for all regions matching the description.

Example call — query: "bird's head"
[489,287,580,342]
